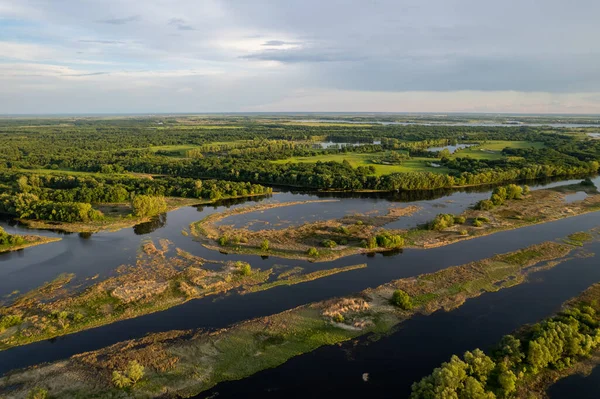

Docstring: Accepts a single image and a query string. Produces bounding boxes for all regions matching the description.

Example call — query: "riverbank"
[190,183,600,262]
[14,193,273,234]
[0,238,588,398]
[411,278,600,399]
[0,239,365,352]
[0,234,61,254]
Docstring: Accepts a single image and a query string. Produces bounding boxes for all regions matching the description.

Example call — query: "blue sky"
[1,0,599,114]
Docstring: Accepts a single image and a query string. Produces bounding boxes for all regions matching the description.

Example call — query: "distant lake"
[426,143,475,153]
[300,119,600,128]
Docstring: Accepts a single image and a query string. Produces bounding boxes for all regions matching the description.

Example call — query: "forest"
[0,116,599,224]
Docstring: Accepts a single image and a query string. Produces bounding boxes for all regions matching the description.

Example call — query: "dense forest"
[0,116,599,224]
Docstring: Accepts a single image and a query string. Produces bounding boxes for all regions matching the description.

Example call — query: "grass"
[452,140,546,160]
[272,152,450,176]
[0,234,61,254]
[1,237,586,398]
[0,240,366,352]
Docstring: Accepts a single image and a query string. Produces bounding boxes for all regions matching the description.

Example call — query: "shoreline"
[0,239,587,398]
[0,235,62,254]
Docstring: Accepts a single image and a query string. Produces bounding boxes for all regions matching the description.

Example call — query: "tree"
[112,370,131,388]
[391,289,413,310]
[131,195,167,217]
[260,239,270,251]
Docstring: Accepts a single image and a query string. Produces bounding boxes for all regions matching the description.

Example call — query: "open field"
[0,239,585,398]
[452,140,546,160]
[272,152,451,175]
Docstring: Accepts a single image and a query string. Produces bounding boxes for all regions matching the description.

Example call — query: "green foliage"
[26,387,49,399]
[307,247,320,257]
[332,313,345,323]
[112,360,145,389]
[321,239,337,248]
[375,232,405,248]
[260,239,270,251]
[476,199,495,211]
[131,195,167,217]
[0,227,25,246]
[454,216,466,224]
[391,289,413,310]
[236,261,252,276]
[0,314,23,332]
[429,213,456,231]
[218,236,228,246]
[411,302,600,399]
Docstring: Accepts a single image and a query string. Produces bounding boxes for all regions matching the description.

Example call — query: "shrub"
[218,236,228,246]
[339,238,348,245]
[126,360,145,384]
[523,185,531,195]
[26,388,48,399]
[0,314,22,332]
[321,239,337,248]
[236,261,252,276]
[355,220,364,226]
[337,226,350,235]
[112,370,131,388]
[391,289,413,310]
[454,216,466,224]
[365,236,377,249]
[332,313,345,323]
[460,230,468,236]
[260,239,270,251]
[375,232,404,248]
[473,220,483,227]
[476,199,495,211]
[429,214,455,231]
[307,247,319,257]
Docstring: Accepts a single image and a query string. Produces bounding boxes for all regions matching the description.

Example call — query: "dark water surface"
[198,243,600,399]
[1,178,600,396]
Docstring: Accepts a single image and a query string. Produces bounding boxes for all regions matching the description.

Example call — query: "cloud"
[168,18,194,31]
[1,0,600,113]
[78,40,126,45]
[262,40,299,47]
[96,15,140,25]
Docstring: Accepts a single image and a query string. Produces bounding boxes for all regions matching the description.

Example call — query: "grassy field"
[272,153,451,175]
[452,140,546,160]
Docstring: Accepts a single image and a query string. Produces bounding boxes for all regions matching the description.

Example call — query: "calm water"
[426,143,475,153]
[197,244,600,398]
[2,177,600,398]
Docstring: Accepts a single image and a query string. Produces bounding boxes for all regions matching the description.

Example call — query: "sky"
[1,0,599,114]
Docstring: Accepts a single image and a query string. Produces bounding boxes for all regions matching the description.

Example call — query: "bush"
[0,314,23,332]
[364,236,377,249]
[475,199,495,211]
[460,230,468,236]
[355,220,364,226]
[375,232,404,248]
[321,239,337,248]
[112,360,145,389]
[260,239,270,251]
[332,313,345,323]
[307,247,319,257]
[523,185,531,195]
[429,214,455,231]
[337,226,350,235]
[236,261,252,276]
[391,289,413,310]
[26,388,49,399]
[473,219,483,227]
[454,216,466,224]
[218,236,228,246]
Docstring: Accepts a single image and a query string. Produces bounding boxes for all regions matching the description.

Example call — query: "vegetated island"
[0,238,365,351]
[190,181,600,261]
[0,226,60,254]
[1,235,592,398]
[410,269,600,399]
[0,171,273,233]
